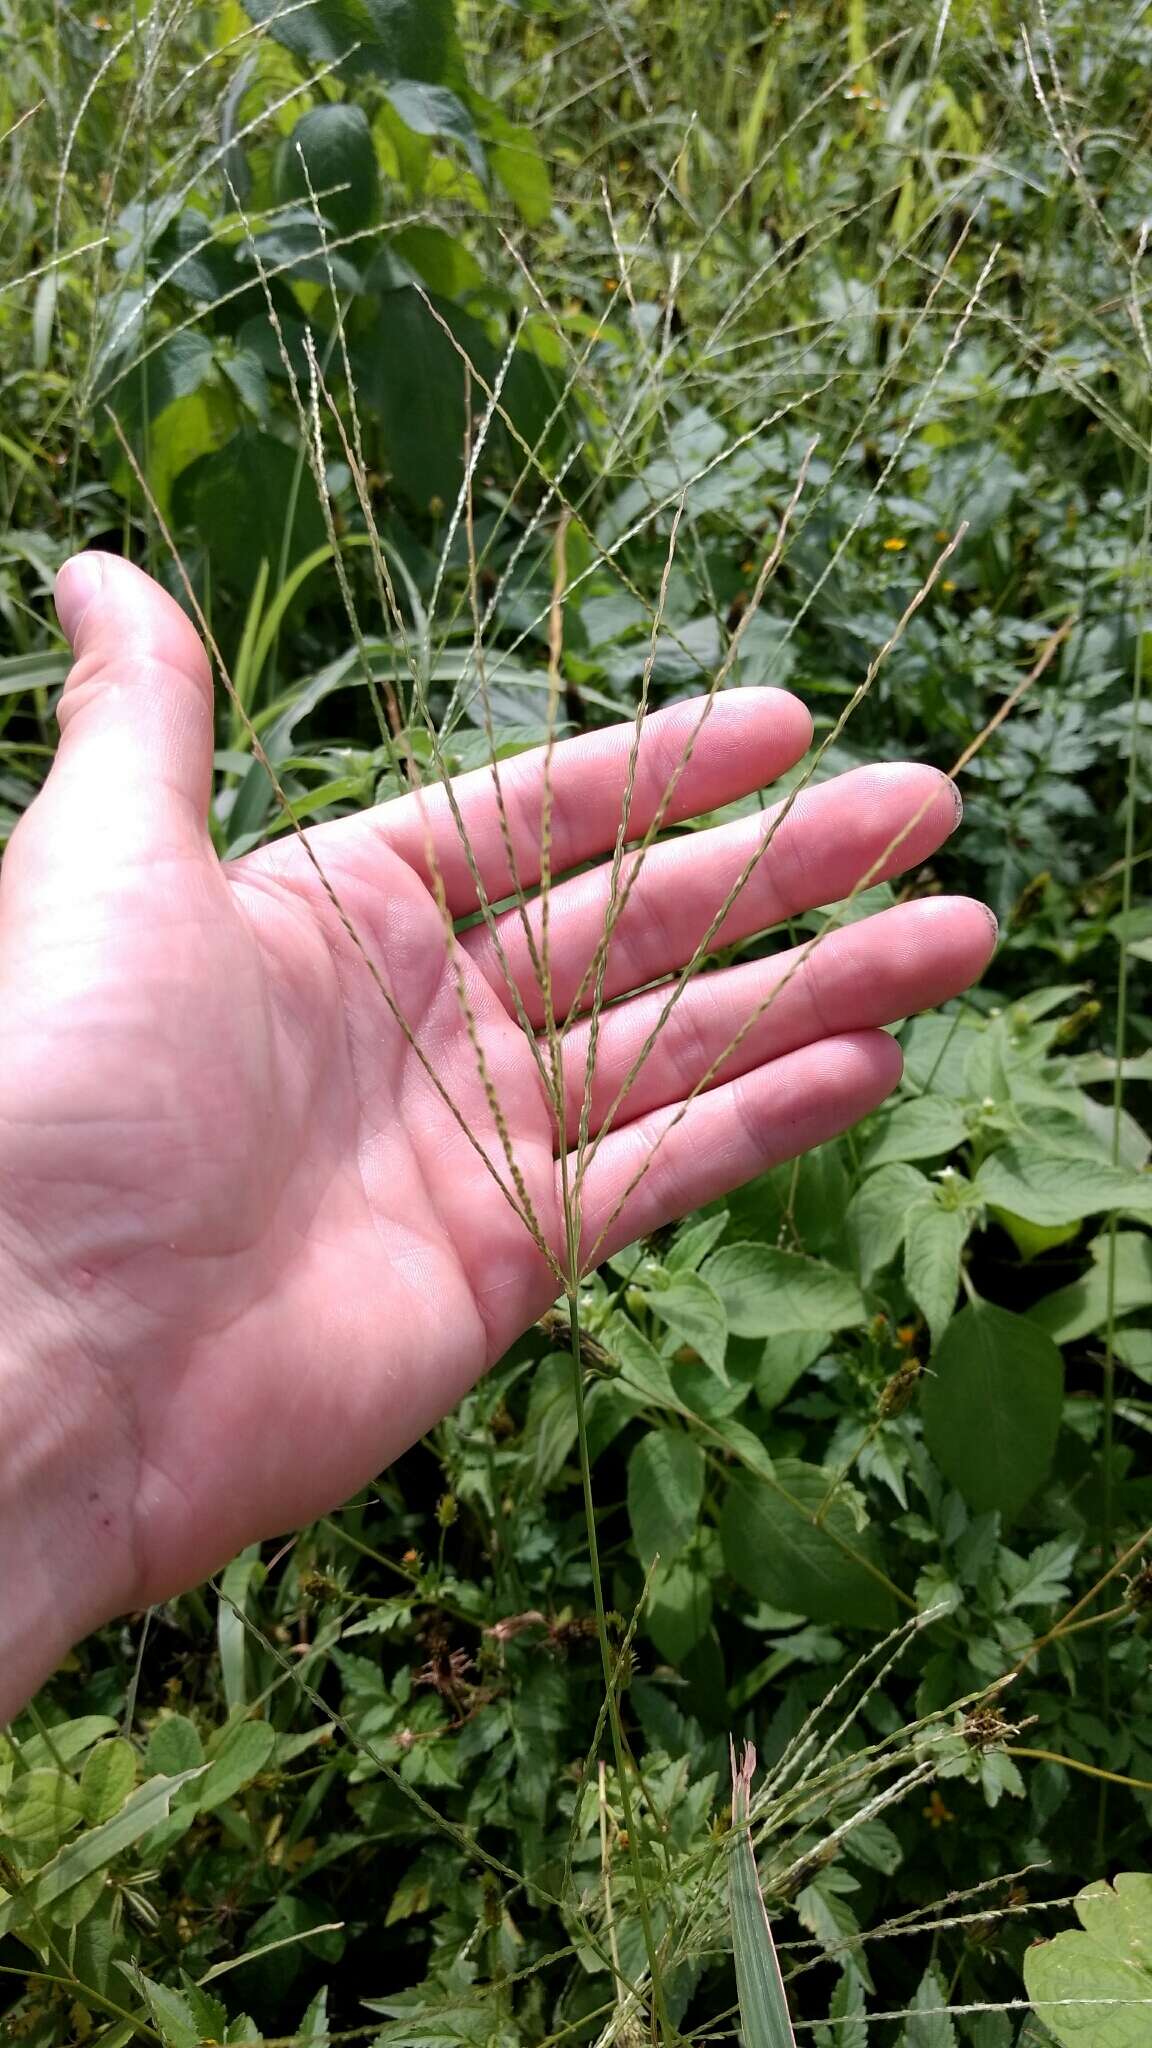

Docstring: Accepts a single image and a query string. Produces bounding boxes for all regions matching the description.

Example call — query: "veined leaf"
[921,1304,1062,1521]
[904,1199,970,1350]
[0,1770,206,1936]
[729,1741,797,2047]
[628,1428,704,1567]
[1024,1872,1152,2046]
[702,1244,866,1339]
[720,1462,896,1632]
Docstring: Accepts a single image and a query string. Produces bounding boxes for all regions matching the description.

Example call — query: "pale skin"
[0,552,996,1725]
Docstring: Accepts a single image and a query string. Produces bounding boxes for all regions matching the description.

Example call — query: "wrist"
[0,1253,138,1727]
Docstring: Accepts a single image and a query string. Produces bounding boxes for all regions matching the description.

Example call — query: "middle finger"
[462,761,961,1025]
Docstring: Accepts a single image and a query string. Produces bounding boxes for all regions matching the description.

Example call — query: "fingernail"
[949,777,963,827]
[54,551,106,647]
[982,903,999,944]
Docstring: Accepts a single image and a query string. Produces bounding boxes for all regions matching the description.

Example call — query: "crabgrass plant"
[4,2,1152,2043]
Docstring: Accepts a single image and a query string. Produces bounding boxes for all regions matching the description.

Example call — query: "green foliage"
[3,0,1152,2042]
[1024,1875,1152,2046]
[921,1305,1064,1522]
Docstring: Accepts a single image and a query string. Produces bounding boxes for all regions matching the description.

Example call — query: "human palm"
[0,554,994,1630]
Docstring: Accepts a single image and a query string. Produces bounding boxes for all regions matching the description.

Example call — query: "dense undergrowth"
[3,2,1152,2042]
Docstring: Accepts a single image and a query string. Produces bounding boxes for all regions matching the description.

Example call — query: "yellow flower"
[942,579,956,593]
[882,537,907,552]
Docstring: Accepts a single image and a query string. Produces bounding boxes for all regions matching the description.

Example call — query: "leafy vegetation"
[3,0,1152,2042]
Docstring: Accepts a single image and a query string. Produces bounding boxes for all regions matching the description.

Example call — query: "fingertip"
[54,551,108,648]
[731,683,814,757]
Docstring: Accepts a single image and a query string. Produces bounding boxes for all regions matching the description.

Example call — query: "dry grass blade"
[729,1742,797,2048]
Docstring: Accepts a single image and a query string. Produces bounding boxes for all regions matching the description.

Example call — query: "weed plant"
[2,3,1152,2044]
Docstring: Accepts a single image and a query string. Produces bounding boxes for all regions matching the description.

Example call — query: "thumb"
[44,551,217,852]
[0,549,221,990]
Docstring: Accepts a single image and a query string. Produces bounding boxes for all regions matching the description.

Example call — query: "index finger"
[298,687,813,915]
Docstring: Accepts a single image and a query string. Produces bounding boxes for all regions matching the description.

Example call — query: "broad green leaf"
[756,1331,826,1411]
[181,430,326,597]
[146,1715,204,1780]
[522,1353,579,1489]
[95,330,215,436]
[1024,1873,1152,2046]
[860,1098,968,1168]
[276,104,379,235]
[80,1741,137,1826]
[702,1244,867,1339]
[646,1556,712,1665]
[977,1146,1152,1226]
[478,100,552,222]
[0,1770,206,1935]
[1,1768,85,1850]
[729,1742,797,2047]
[644,1270,729,1381]
[605,1311,680,1409]
[720,1462,897,1631]
[386,81,486,183]
[921,1304,1062,1521]
[240,0,460,85]
[21,1717,117,1771]
[847,1164,930,1283]
[627,1428,705,1567]
[1029,1233,1152,1344]
[196,1720,276,1813]
[353,288,496,509]
[667,1212,730,1274]
[900,1012,981,1099]
[903,1199,969,1350]
[387,224,485,298]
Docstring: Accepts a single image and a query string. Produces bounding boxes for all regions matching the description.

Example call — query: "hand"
[0,553,994,1720]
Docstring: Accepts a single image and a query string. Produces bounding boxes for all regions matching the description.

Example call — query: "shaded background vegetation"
[3,2,1152,2043]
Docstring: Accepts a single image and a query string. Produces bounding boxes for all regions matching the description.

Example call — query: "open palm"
[0,554,993,1629]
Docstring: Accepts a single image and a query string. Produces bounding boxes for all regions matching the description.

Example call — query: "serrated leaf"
[921,1304,1063,1521]
[899,1964,957,2046]
[644,1270,729,1380]
[1000,1537,1079,1611]
[1024,1873,1152,2046]
[861,1098,968,1168]
[904,1198,969,1350]
[627,1429,704,1567]
[815,1969,866,2048]
[1029,1233,1152,1345]
[847,1164,930,1283]
[977,1146,1152,1226]
[522,1353,579,1489]
[646,1556,712,1665]
[729,1742,797,2047]
[118,1966,201,2048]
[720,1462,896,1631]
[702,1244,866,1339]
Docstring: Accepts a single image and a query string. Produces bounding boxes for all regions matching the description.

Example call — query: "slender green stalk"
[567,1275,674,2045]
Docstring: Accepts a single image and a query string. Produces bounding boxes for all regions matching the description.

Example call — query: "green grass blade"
[730,1740,797,2048]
